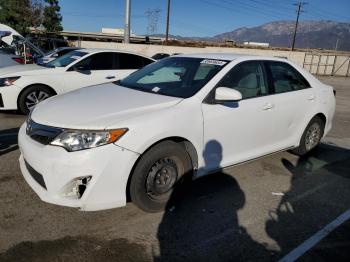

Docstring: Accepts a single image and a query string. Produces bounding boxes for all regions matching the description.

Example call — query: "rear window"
[267,61,310,93]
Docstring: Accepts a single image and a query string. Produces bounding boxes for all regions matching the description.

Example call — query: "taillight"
[12,57,25,64]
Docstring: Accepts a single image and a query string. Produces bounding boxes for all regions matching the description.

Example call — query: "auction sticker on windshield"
[200,59,227,66]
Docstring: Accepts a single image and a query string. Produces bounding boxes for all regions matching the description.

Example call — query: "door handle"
[106,75,116,79]
[263,103,274,110]
[307,95,315,101]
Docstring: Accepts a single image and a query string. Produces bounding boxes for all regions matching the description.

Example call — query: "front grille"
[25,160,47,189]
[0,94,4,107]
[26,119,63,145]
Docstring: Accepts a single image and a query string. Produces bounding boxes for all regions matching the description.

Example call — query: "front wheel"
[18,85,55,114]
[292,116,324,156]
[130,141,192,212]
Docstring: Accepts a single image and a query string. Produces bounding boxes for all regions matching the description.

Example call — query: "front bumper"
[0,84,21,110]
[18,123,139,211]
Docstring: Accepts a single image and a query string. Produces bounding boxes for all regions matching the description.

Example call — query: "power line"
[201,0,290,20]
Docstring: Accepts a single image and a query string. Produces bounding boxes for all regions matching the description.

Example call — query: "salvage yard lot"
[0,76,349,261]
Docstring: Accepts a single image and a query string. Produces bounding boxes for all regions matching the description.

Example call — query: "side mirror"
[215,87,242,103]
[73,65,91,74]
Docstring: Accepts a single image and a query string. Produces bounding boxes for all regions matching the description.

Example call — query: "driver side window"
[218,61,268,99]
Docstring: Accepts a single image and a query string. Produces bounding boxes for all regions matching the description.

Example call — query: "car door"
[264,61,316,148]
[201,61,277,172]
[116,53,154,79]
[63,52,118,92]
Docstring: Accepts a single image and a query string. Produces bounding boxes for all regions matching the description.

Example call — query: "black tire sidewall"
[130,141,192,212]
[18,85,54,114]
[293,116,324,156]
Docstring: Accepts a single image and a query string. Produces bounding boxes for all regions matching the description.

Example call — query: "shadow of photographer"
[156,140,275,261]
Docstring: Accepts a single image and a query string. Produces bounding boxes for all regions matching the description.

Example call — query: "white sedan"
[0,49,154,113]
[18,53,336,212]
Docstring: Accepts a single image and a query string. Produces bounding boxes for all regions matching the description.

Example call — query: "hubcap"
[146,158,178,199]
[25,91,50,110]
[305,123,321,151]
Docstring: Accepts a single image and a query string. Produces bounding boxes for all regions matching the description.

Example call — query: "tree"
[0,0,45,34]
[42,0,63,32]
[0,0,32,34]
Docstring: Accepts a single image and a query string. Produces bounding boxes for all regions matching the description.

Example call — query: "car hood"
[0,64,59,77]
[32,83,183,129]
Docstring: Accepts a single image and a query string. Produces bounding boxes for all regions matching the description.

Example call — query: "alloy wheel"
[25,91,50,111]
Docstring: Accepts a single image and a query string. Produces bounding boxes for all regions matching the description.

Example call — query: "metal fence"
[303,53,350,77]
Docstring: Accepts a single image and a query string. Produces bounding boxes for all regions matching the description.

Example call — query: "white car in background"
[18,53,336,212]
[0,49,155,113]
[35,47,82,65]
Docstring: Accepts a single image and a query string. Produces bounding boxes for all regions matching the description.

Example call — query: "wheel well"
[17,84,57,108]
[125,137,198,202]
[314,113,326,127]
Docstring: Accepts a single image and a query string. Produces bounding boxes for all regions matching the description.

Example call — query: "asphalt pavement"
[0,76,349,261]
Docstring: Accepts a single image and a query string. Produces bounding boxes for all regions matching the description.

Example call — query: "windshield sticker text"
[200,59,227,66]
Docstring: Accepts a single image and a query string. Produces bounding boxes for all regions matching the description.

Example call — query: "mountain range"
[155,20,350,51]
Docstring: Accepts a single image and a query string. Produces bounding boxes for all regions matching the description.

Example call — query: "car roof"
[78,48,155,60]
[175,53,289,62]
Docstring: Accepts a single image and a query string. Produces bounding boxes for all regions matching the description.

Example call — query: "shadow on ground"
[156,140,276,261]
[0,128,19,156]
[266,143,350,261]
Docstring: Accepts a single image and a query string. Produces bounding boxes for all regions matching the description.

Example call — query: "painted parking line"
[279,208,350,262]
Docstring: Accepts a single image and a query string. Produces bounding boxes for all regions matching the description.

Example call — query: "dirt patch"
[0,236,150,262]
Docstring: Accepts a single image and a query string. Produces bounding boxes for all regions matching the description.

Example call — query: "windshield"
[47,50,88,68]
[44,49,57,57]
[119,57,228,98]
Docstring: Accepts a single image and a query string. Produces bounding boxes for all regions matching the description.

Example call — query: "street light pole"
[124,0,131,44]
[165,0,171,45]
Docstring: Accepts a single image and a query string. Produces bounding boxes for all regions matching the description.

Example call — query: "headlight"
[50,129,128,152]
[0,76,21,87]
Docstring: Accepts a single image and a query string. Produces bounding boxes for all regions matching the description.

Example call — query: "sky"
[60,0,350,37]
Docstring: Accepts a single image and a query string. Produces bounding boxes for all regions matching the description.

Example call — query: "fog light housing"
[61,176,92,199]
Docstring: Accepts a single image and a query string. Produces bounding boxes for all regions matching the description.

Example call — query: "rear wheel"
[130,141,192,212]
[292,116,324,156]
[18,85,55,114]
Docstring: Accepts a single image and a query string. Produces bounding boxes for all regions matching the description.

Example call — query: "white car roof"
[79,48,154,59]
[175,53,288,62]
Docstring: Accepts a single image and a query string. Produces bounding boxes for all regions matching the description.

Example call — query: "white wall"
[72,41,306,67]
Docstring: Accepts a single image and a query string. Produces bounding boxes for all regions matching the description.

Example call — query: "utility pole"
[291,2,306,51]
[335,37,339,51]
[165,0,171,45]
[124,0,131,44]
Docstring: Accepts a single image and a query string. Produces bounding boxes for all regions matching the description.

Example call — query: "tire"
[18,85,55,114]
[291,116,325,156]
[130,141,192,212]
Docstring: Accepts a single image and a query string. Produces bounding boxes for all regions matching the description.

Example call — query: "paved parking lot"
[0,76,349,261]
